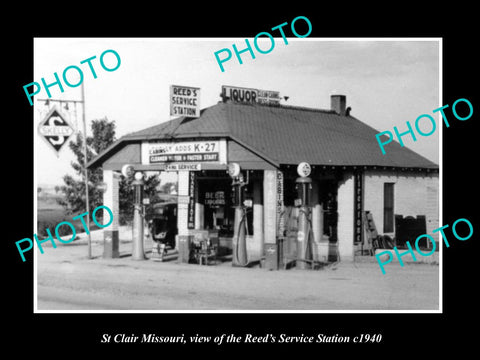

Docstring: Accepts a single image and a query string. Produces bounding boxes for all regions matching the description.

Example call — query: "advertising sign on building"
[354,171,363,244]
[145,140,225,164]
[158,163,202,171]
[205,191,225,208]
[264,170,278,244]
[187,171,196,229]
[221,85,280,105]
[170,85,200,118]
[276,171,285,235]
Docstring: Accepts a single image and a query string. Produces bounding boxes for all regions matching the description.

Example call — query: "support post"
[253,179,264,258]
[103,169,120,258]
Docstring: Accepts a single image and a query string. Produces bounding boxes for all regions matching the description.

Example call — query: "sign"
[148,141,220,164]
[187,171,196,229]
[258,89,281,105]
[354,171,363,244]
[170,85,200,118]
[221,85,280,105]
[205,191,225,208]
[121,164,135,178]
[264,170,277,243]
[297,162,311,178]
[276,171,284,235]
[38,105,74,155]
[159,163,201,171]
[228,162,241,177]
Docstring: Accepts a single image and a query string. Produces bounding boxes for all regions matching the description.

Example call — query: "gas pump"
[295,162,313,269]
[228,163,249,267]
[132,171,146,260]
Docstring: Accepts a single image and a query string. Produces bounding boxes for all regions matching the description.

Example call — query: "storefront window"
[199,178,253,237]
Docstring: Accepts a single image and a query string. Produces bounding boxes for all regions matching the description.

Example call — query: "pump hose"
[298,208,314,266]
[234,207,249,267]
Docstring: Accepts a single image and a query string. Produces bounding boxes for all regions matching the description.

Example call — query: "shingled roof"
[88,101,438,169]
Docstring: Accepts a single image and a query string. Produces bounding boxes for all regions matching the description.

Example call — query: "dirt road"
[35,231,440,311]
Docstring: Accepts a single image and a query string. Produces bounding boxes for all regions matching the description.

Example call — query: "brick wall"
[363,170,439,241]
[337,172,354,260]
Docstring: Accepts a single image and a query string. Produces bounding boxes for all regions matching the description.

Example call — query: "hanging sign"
[38,105,75,155]
[170,85,200,118]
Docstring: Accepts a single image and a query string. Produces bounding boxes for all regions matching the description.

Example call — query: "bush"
[37,217,101,240]
[37,219,76,239]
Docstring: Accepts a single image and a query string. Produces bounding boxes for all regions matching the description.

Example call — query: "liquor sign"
[354,171,364,244]
[257,89,281,105]
[205,191,225,208]
[148,140,221,164]
[170,85,200,118]
[221,85,280,105]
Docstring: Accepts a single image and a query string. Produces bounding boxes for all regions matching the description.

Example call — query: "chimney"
[331,94,346,116]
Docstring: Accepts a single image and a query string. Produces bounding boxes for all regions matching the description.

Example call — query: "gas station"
[87,84,439,270]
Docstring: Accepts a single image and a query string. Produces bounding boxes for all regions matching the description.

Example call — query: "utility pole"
[38,83,91,259]
[81,82,92,259]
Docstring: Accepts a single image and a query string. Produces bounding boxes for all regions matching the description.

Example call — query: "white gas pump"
[296,162,313,269]
[131,171,146,260]
[228,163,249,267]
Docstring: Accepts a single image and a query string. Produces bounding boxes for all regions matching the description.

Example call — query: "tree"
[159,181,178,194]
[118,172,161,225]
[57,118,115,215]
[57,117,160,226]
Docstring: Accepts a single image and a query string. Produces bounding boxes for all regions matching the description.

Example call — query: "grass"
[37,194,101,238]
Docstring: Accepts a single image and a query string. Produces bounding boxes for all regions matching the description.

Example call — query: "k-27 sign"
[38,105,75,155]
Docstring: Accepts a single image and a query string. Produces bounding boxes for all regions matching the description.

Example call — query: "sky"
[33,38,440,187]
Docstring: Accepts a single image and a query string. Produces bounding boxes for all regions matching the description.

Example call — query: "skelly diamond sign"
[38,105,75,155]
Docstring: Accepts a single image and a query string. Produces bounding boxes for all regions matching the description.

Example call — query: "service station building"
[88,86,439,269]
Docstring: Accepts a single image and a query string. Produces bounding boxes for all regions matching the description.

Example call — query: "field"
[37,193,100,237]
[38,194,67,222]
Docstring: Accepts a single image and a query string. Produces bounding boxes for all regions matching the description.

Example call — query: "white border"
[34,37,442,314]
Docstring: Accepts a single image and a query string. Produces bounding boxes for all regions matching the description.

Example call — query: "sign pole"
[81,81,92,259]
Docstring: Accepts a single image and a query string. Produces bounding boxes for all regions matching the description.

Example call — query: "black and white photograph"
[31,38,442,312]
[7,7,479,355]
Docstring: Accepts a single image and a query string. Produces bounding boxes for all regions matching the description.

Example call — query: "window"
[383,183,394,233]
[199,178,254,237]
